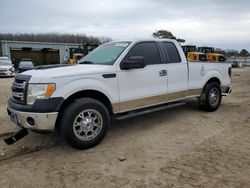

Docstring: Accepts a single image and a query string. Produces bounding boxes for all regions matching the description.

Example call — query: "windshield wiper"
[78,61,94,64]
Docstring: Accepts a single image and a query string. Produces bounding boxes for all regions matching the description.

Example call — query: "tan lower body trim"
[112,88,203,113]
[114,93,169,113]
[187,88,203,96]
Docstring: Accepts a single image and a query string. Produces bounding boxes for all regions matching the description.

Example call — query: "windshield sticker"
[115,43,129,47]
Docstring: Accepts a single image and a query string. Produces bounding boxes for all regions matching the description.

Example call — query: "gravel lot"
[0,68,250,188]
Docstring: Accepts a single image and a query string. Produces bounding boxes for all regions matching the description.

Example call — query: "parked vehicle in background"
[232,61,242,68]
[18,59,34,73]
[0,56,15,76]
[182,46,226,62]
[197,47,226,62]
[0,56,10,61]
[69,53,83,64]
[182,45,207,62]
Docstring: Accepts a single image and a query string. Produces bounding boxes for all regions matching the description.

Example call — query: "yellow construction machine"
[187,52,207,62]
[197,47,226,62]
[68,43,98,64]
[182,45,207,62]
[69,53,84,64]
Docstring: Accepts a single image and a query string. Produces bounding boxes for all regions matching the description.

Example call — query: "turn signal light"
[45,84,56,98]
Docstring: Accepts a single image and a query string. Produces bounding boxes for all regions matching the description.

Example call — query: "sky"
[0,0,250,51]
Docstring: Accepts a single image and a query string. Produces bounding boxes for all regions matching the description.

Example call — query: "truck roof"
[110,38,177,43]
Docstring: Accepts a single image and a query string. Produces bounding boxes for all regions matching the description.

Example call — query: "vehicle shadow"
[109,99,200,133]
[0,76,14,79]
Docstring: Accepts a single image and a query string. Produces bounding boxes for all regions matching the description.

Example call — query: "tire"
[199,82,222,112]
[60,98,110,149]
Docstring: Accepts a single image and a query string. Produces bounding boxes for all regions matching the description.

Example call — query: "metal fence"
[227,56,250,67]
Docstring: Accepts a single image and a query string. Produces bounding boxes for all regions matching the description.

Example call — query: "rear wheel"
[199,82,222,112]
[60,98,110,149]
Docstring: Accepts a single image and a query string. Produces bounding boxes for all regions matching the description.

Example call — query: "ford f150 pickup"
[6,39,232,149]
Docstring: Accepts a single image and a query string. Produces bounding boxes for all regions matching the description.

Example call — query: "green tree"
[239,49,250,57]
[152,30,185,43]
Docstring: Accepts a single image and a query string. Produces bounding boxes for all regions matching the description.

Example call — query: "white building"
[1,40,84,65]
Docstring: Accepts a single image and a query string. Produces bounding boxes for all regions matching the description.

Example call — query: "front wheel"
[60,98,110,149]
[199,82,222,112]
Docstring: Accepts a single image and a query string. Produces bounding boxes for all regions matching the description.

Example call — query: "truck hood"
[22,64,115,78]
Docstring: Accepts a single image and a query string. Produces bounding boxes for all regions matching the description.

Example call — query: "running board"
[115,102,186,120]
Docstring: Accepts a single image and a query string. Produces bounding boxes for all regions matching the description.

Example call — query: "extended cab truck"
[7,39,232,149]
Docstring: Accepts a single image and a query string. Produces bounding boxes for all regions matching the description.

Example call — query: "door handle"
[159,70,167,76]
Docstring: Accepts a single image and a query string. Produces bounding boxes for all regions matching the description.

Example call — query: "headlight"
[27,83,56,105]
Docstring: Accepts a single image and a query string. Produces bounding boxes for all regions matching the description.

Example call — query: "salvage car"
[18,59,34,73]
[6,39,232,149]
[0,57,15,77]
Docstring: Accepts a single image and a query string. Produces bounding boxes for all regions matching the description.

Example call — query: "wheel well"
[201,77,221,93]
[205,77,221,86]
[55,90,113,129]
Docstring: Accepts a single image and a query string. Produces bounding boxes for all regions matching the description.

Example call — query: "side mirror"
[120,56,145,70]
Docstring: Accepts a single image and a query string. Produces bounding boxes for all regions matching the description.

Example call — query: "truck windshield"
[78,42,130,65]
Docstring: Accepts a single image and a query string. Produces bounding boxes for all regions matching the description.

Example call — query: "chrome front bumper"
[7,107,58,131]
[221,85,232,94]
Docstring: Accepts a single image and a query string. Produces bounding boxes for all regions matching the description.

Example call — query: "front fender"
[51,76,119,104]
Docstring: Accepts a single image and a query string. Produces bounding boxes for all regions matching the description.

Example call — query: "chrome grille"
[11,75,31,104]
[12,80,26,103]
[12,82,26,89]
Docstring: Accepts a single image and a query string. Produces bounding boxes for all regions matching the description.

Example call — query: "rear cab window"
[162,42,181,63]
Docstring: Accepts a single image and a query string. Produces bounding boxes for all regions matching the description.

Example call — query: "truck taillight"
[228,67,232,78]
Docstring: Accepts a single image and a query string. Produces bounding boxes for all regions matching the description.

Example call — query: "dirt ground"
[0,68,250,188]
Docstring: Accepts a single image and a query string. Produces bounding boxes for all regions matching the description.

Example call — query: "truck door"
[117,41,168,112]
[162,42,188,100]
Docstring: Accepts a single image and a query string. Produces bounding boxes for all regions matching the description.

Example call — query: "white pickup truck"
[6,39,232,149]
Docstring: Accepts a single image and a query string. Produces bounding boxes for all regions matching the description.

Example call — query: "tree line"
[225,49,250,57]
[0,33,112,56]
[0,33,111,45]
